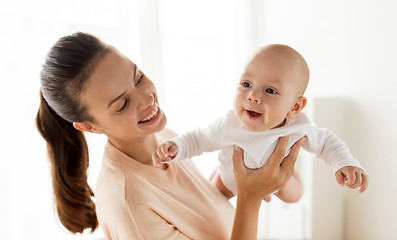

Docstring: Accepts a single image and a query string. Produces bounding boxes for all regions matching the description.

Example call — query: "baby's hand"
[335,166,369,193]
[152,141,179,168]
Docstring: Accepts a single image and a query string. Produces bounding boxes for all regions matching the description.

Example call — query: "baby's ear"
[287,97,307,119]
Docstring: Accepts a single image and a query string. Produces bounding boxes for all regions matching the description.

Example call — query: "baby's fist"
[152,141,179,168]
[335,166,369,193]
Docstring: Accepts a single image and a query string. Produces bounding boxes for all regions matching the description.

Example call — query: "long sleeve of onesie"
[167,111,364,194]
[170,117,226,162]
[303,126,363,174]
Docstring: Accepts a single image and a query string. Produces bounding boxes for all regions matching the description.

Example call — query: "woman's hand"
[233,136,306,202]
[231,136,306,240]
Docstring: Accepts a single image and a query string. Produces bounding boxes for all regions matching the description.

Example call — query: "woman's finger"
[280,167,295,189]
[232,145,244,175]
[280,136,306,172]
[267,136,290,167]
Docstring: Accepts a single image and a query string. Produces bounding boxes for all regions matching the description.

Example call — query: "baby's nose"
[247,92,261,104]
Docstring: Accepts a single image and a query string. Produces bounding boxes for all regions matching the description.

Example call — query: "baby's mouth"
[138,102,159,123]
[246,110,263,119]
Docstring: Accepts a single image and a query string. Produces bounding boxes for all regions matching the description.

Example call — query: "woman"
[36,32,305,239]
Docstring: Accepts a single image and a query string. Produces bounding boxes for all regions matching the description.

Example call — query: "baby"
[153,44,368,200]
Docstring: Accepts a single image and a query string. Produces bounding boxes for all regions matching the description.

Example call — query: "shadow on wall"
[310,96,391,239]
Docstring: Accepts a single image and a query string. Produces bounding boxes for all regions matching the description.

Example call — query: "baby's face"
[234,47,307,132]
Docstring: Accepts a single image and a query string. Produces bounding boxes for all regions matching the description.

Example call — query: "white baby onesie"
[170,110,363,194]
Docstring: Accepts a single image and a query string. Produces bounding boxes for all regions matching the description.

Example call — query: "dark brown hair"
[36,32,112,233]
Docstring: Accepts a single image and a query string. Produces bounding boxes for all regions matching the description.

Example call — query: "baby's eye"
[241,81,251,88]
[265,88,277,94]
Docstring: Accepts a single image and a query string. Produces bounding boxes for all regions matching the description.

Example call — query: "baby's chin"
[241,119,286,132]
[241,122,271,132]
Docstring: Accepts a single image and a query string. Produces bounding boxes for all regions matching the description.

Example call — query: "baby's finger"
[345,170,356,187]
[359,173,369,193]
[156,147,169,162]
[156,147,164,160]
[335,171,345,187]
[351,171,362,188]
[152,152,162,168]
[168,144,178,157]
[160,143,170,158]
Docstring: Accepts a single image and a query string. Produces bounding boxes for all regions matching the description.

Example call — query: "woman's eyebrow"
[107,92,126,109]
[133,63,137,77]
[107,65,137,109]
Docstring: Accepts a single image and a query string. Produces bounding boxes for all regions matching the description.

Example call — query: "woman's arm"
[231,136,306,240]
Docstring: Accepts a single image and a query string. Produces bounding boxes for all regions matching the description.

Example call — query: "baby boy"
[153,44,369,201]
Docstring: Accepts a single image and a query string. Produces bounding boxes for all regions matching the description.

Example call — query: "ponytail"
[36,92,97,233]
[36,32,112,234]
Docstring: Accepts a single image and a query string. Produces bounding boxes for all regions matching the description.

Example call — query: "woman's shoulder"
[95,164,153,220]
[95,161,126,203]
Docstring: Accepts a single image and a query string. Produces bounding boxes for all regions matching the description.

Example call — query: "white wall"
[252,0,397,239]
[2,1,396,239]
[0,1,141,239]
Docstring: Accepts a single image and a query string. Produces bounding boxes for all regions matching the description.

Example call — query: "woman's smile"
[138,102,161,125]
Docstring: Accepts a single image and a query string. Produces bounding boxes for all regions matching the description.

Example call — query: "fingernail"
[234,145,239,151]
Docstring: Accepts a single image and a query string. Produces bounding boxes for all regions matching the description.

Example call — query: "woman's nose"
[137,92,155,110]
[247,92,261,104]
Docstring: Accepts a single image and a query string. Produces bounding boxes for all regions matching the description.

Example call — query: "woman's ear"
[73,122,104,134]
[287,97,307,119]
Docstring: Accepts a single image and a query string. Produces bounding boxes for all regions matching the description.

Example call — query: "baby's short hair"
[257,44,310,96]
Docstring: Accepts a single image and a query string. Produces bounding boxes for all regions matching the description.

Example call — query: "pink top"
[95,129,234,240]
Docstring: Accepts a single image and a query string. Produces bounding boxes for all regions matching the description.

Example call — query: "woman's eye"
[265,88,277,94]
[135,73,144,86]
[241,82,251,88]
[117,98,129,113]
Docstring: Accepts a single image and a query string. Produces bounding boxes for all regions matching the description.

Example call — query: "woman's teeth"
[139,103,158,123]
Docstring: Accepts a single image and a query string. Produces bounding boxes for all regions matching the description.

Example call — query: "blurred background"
[1,0,396,239]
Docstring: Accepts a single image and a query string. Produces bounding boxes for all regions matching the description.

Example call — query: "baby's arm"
[335,166,369,193]
[153,141,179,168]
[305,127,369,193]
[153,117,226,169]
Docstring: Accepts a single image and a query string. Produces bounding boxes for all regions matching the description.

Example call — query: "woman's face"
[80,50,167,142]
